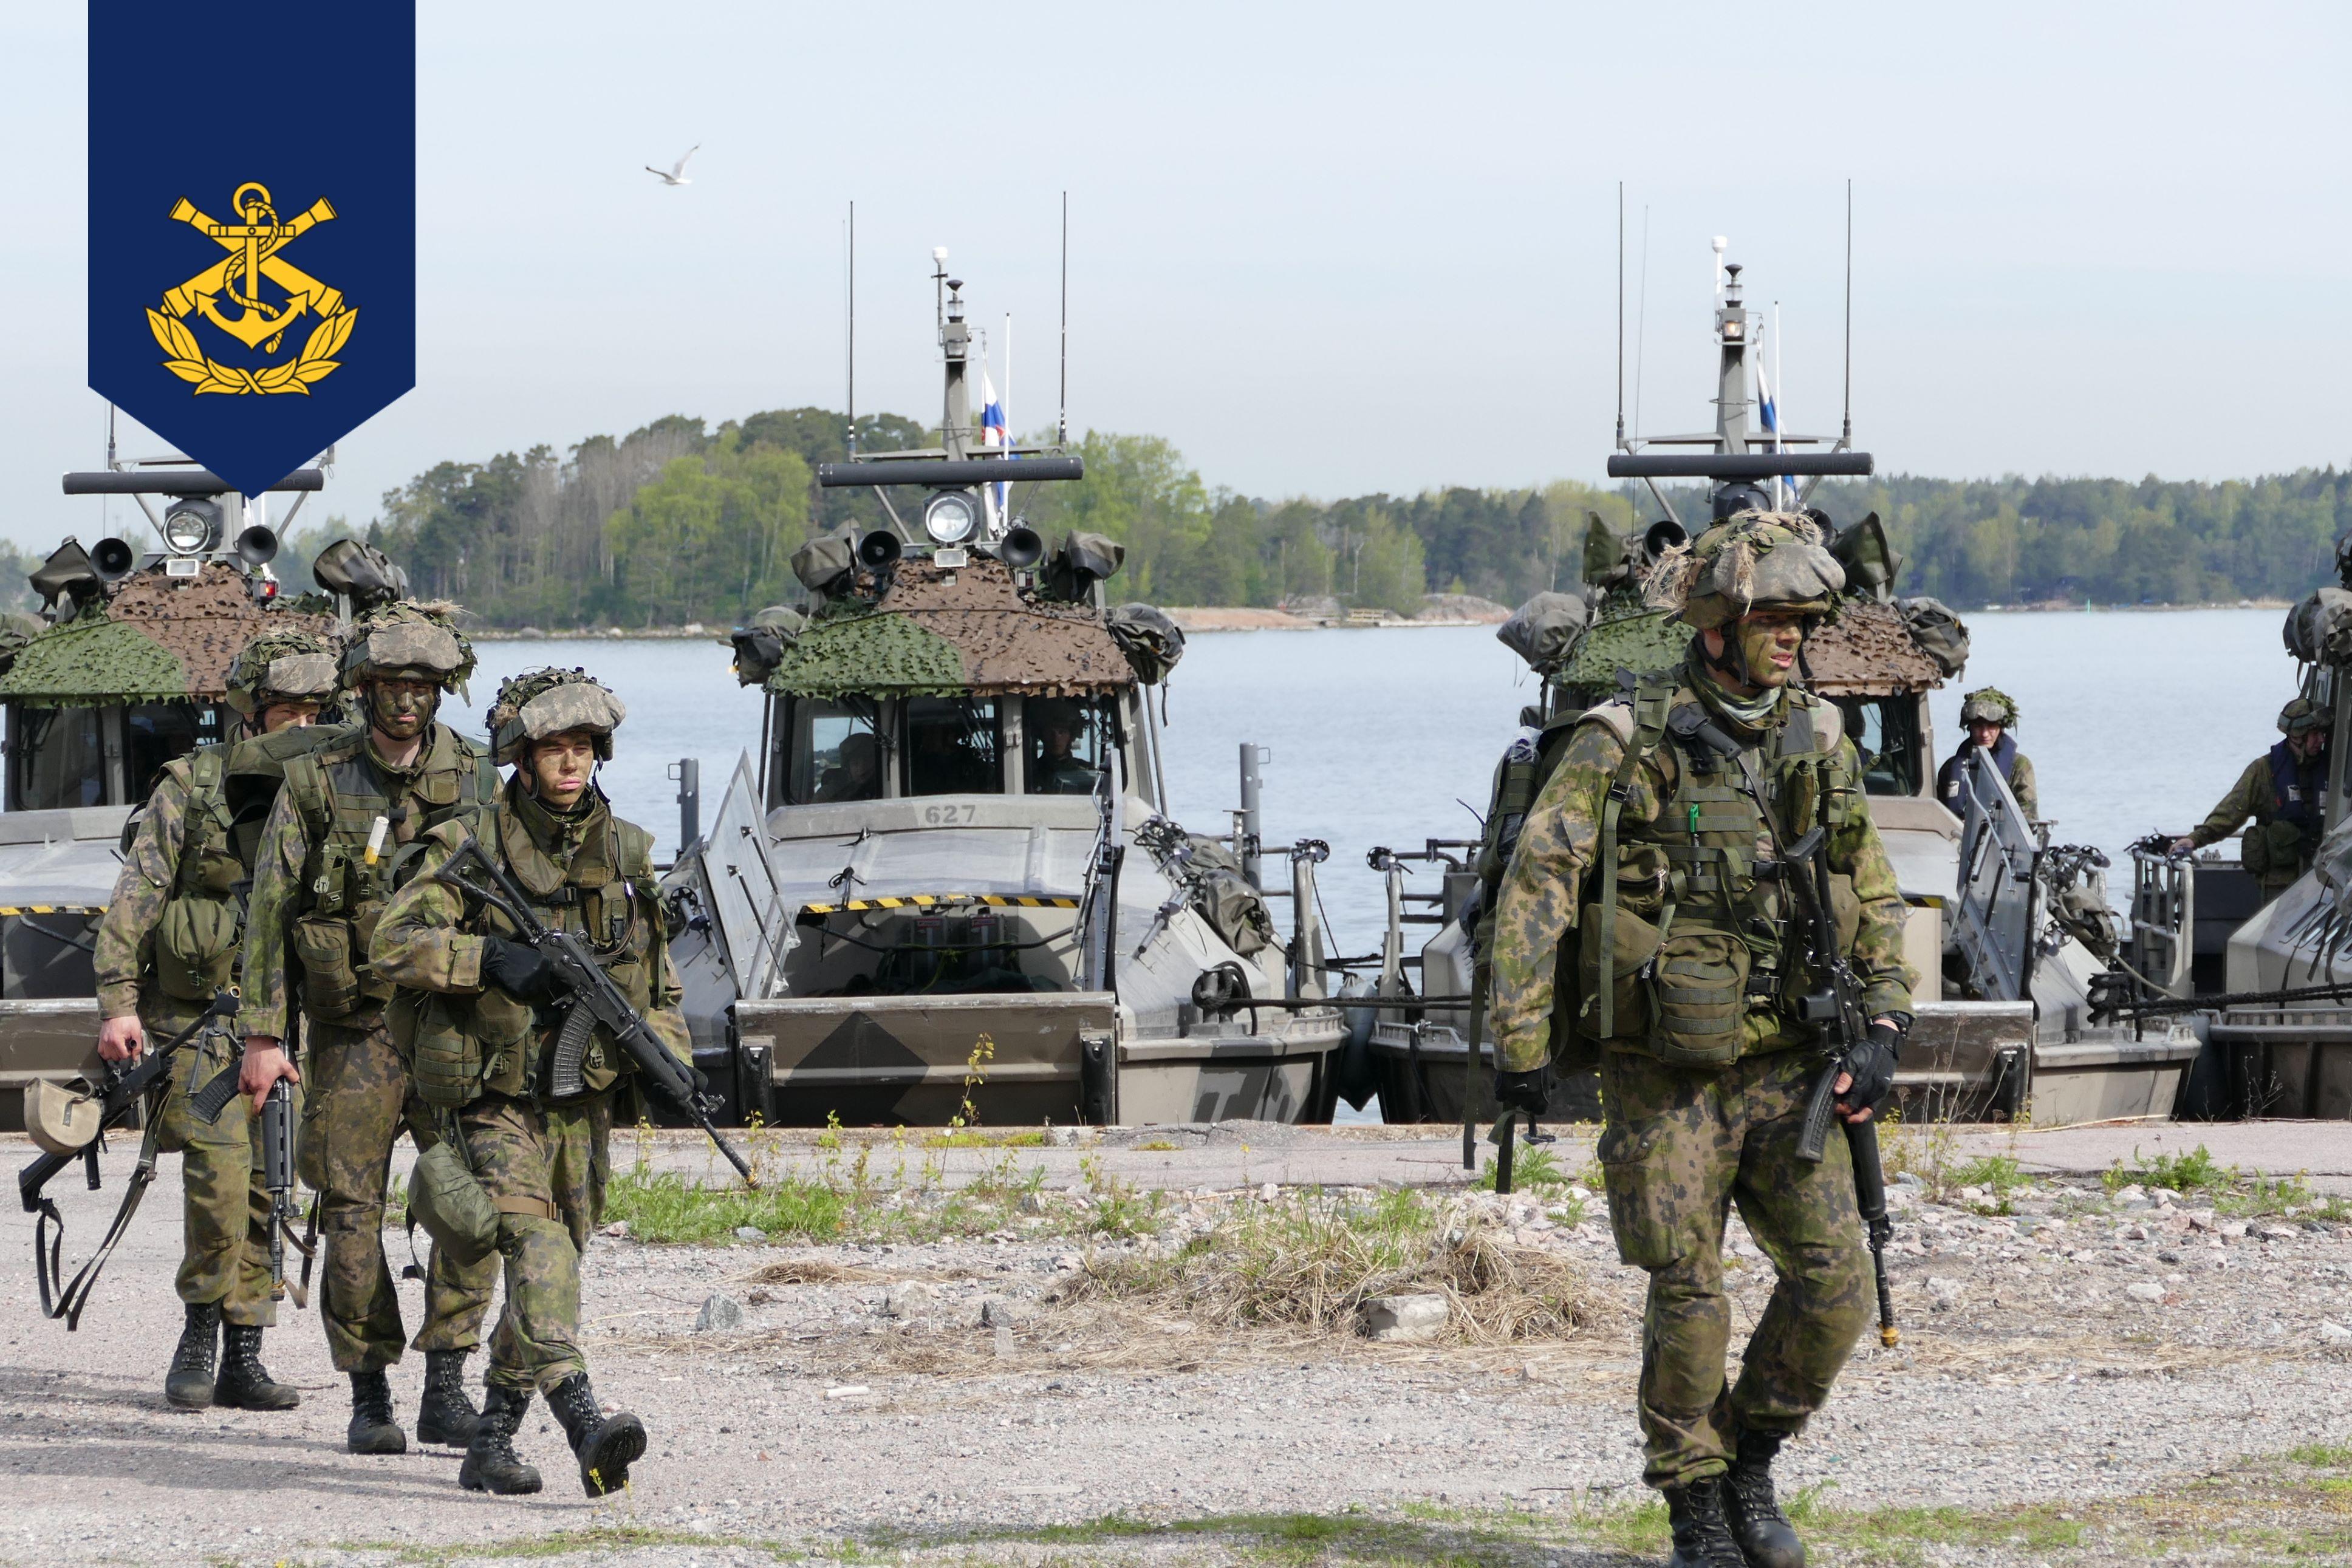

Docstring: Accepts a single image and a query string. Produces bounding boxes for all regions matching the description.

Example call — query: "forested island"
[20,408,2350,626]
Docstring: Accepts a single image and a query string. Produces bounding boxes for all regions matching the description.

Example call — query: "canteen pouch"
[408,1135,499,1268]
[389,989,484,1108]
[1577,904,1660,1041]
[292,915,361,1020]
[1650,929,1750,1068]
[154,898,241,1002]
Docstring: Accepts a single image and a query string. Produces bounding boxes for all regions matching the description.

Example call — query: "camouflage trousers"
[457,1090,612,1394]
[299,1016,498,1372]
[149,1006,280,1328]
[1597,1044,1873,1490]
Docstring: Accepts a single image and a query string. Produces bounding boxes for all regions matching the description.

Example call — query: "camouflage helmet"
[224,627,341,718]
[2280,695,2330,736]
[1642,511,1845,632]
[1958,687,2019,731]
[488,667,627,766]
[341,601,474,693]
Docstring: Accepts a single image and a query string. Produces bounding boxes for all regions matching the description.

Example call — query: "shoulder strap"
[1595,682,1675,1037]
[615,819,655,882]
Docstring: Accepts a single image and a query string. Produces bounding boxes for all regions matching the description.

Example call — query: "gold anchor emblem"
[146,182,359,396]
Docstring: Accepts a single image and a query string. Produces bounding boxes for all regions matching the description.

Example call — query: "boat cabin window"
[9,704,108,810]
[784,698,881,806]
[1025,697,1115,795]
[1830,697,1925,797]
[903,697,1002,796]
[129,702,219,802]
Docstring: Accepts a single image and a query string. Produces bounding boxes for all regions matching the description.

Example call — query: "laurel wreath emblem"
[146,305,358,397]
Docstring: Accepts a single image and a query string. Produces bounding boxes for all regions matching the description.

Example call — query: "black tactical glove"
[1493,1067,1550,1117]
[479,936,555,1003]
[1836,1018,1903,1119]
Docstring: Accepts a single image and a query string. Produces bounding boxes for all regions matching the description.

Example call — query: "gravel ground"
[1,1128,2348,1566]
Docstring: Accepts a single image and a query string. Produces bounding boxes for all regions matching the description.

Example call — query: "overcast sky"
[4,2,2347,552]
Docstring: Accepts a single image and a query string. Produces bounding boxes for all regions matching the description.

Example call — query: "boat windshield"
[9,704,108,810]
[903,697,1003,796]
[1831,697,1925,797]
[1025,697,1113,795]
[785,698,882,805]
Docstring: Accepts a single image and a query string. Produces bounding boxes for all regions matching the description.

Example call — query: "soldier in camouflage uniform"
[372,667,674,1496]
[1935,688,2037,820]
[1488,513,1915,1568]
[2169,696,2330,902]
[92,628,341,1410]
[234,603,500,1454]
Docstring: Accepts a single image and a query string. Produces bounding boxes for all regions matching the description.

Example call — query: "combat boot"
[164,1301,220,1409]
[1725,1428,1805,1568]
[213,1324,300,1411]
[1662,1477,1749,1568]
[545,1372,646,1498]
[457,1384,542,1495]
[345,1368,408,1454]
[415,1349,481,1446]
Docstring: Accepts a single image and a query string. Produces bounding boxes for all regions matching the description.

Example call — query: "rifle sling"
[37,1111,165,1331]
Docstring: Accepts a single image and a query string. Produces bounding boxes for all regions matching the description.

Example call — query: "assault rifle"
[17,990,239,1328]
[1697,715,1901,1351]
[188,1050,310,1306]
[434,834,757,1188]
[1771,822,1901,1350]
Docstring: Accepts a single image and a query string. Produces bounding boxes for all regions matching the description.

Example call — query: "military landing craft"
[0,451,407,1125]
[662,262,1347,1127]
[1367,245,2195,1128]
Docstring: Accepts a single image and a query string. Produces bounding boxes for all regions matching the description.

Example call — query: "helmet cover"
[488,667,626,766]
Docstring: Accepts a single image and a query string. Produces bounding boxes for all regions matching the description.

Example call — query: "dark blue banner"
[88,1,415,497]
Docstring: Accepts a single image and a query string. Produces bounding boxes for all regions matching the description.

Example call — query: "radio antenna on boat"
[1615,182,1625,449]
[1841,178,1854,448]
[845,201,856,458]
[1058,191,1070,446]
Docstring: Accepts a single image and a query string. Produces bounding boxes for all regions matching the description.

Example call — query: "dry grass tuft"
[1064,1190,1619,1346]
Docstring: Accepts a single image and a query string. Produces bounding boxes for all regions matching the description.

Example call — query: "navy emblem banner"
[88,0,415,496]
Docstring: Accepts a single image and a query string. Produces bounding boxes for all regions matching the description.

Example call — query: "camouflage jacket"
[94,761,197,1021]
[371,779,690,1100]
[2192,751,2315,848]
[1489,669,1915,1074]
[238,723,490,1042]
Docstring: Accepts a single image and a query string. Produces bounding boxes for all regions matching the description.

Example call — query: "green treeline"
[255,406,2352,627]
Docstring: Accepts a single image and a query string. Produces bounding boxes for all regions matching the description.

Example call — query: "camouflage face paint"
[527,731,598,809]
[364,678,439,742]
[1735,612,1806,691]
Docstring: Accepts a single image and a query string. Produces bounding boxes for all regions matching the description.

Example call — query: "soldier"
[371,667,669,1496]
[1934,687,2037,819]
[1488,513,1913,1568]
[233,602,501,1454]
[1026,699,1099,794]
[2168,696,2331,901]
[92,627,340,1410]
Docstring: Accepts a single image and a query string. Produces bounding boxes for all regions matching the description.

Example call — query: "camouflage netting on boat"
[1803,598,1949,696]
[765,557,1136,700]
[0,564,329,706]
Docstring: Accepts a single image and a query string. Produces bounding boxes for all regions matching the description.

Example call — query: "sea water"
[465,608,2287,958]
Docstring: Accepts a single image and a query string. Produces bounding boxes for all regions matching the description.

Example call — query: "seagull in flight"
[645,146,699,186]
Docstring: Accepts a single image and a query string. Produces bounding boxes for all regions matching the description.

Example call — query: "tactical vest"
[281,726,496,1022]
[395,789,660,1108]
[1576,680,1863,1067]
[2246,740,2325,880]
[148,726,350,1003]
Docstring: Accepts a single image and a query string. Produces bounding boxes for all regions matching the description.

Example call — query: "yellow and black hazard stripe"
[0,904,106,917]
[801,893,1081,916]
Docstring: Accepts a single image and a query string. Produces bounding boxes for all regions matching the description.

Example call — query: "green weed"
[601,1165,846,1244]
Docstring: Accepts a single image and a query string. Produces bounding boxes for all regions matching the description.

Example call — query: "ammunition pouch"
[389,989,485,1108]
[2245,817,2304,880]
[408,1131,499,1267]
[1649,927,1751,1067]
[154,896,241,1002]
[292,916,361,1019]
